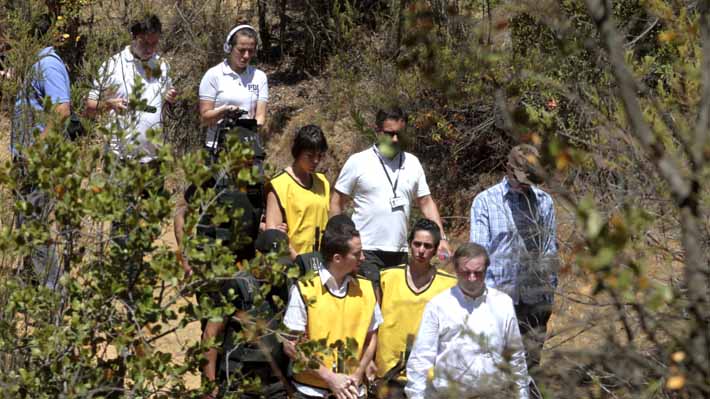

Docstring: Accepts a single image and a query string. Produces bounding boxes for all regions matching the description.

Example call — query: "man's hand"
[348,370,364,389]
[275,222,288,234]
[165,87,178,104]
[107,97,128,112]
[438,239,451,260]
[282,338,298,359]
[365,360,377,383]
[215,104,239,116]
[325,372,359,399]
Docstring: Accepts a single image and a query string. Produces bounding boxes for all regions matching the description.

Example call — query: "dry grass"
[0,26,688,391]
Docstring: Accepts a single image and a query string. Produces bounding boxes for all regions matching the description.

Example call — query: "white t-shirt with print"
[89,46,172,162]
[199,61,268,148]
[334,146,431,252]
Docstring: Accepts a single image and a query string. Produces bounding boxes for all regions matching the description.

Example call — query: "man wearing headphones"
[85,13,177,293]
[85,13,177,163]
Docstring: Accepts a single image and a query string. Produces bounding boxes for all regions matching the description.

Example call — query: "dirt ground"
[0,63,683,394]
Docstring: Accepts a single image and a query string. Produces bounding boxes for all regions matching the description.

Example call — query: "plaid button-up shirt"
[469,177,558,304]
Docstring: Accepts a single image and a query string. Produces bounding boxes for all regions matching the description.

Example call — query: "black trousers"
[515,302,552,399]
[359,250,408,286]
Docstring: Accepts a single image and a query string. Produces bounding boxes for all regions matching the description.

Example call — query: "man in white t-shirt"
[330,107,450,282]
[84,14,177,292]
[85,13,177,163]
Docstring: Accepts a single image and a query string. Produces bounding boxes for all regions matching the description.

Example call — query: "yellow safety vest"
[269,171,330,254]
[376,265,457,381]
[294,274,376,389]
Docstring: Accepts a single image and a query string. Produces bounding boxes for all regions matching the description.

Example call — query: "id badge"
[390,196,406,210]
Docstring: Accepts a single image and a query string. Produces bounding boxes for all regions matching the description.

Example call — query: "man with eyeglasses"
[330,107,450,284]
[373,218,456,398]
[405,243,529,399]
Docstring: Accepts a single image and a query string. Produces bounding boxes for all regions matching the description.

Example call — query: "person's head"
[255,229,289,254]
[453,243,490,298]
[291,125,328,174]
[374,107,407,159]
[321,223,364,276]
[375,106,407,145]
[224,24,258,72]
[130,14,162,60]
[254,229,292,278]
[31,14,53,40]
[30,14,72,57]
[408,218,440,267]
[319,214,356,252]
[324,214,356,233]
[506,144,544,192]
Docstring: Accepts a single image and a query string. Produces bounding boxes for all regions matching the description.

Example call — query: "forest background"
[0,0,707,398]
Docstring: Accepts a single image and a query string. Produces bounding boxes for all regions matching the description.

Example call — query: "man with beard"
[283,223,381,399]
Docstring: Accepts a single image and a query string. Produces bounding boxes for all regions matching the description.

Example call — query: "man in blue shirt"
[469,144,558,384]
[12,15,71,156]
[11,14,72,289]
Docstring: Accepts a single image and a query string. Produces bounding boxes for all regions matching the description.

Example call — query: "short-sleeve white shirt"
[199,61,268,147]
[88,46,172,162]
[334,146,431,252]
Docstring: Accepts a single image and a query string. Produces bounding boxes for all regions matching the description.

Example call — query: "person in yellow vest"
[283,222,381,399]
[373,218,456,398]
[266,125,330,260]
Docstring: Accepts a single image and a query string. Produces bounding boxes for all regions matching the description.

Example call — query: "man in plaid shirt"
[469,144,558,383]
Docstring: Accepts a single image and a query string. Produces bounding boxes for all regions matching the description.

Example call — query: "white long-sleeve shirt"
[405,285,529,399]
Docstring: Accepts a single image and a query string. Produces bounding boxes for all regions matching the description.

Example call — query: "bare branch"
[583,0,691,204]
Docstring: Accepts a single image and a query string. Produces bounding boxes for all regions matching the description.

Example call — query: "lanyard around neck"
[374,147,404,197]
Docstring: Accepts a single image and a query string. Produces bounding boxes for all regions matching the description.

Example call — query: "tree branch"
[583,0,691,205]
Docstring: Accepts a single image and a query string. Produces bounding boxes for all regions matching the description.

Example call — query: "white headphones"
[223,24,259,53]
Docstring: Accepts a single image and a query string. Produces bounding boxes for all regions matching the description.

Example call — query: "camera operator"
[198,23,268,149]
[174,146,266,397]
[174,104,267,399]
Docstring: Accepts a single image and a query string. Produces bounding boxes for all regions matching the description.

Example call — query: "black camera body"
[64,113,86,141]
[210,109,263,159]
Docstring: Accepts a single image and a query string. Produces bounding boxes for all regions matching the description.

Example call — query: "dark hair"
[254,229,289,253]
[453,243,490,270]
[229,26,258,47]
[324,214,355,234]
[130,14,162,36]
[319,214,356,252]
[322,223,359,262]
[375,106,407,130]
[291,125,328,159]
[31,14,53,39]
[408,218,441,249]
